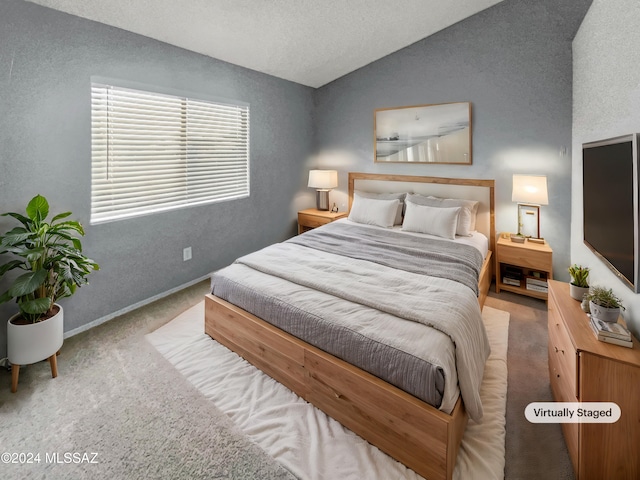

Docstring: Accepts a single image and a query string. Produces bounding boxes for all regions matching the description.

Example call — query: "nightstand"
[297,208,348,234]
[495,234,553,300]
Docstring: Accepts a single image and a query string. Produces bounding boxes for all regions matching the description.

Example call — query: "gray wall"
[312,0,592,283]
[0,0,314,358]
[0,0,598,361]
[572,0,640,337]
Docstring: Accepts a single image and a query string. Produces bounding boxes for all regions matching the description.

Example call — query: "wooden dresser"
[548,280,640,479]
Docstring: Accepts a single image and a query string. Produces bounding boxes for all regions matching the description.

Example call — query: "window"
[91,83,249,224]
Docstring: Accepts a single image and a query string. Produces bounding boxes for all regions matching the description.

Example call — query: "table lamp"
[308,170,338,211]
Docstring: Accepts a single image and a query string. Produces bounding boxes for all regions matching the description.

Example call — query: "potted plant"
[568,264,590,301]
[0,195,99,392]
[585,286,624,323]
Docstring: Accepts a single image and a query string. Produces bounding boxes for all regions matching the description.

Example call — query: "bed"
[205,172,495,480]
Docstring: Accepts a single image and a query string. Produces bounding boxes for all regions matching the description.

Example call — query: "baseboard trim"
[64,274,212,340]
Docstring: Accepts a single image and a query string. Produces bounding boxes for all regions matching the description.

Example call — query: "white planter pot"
[7,305,64,365]
[569,284,590,301]
[588,301,620,323]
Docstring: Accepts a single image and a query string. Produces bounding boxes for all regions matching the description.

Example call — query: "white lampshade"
[512,175,549,205]
[308,170,338,190]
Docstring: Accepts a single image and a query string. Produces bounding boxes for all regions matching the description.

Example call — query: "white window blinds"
[91,83,250,224]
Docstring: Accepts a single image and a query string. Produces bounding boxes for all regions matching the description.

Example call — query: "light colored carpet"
[486,290,575,480]
[147,302,509,480]
[0,283,295,480]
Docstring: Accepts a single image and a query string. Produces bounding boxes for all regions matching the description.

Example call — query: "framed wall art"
[374,102,472,164]
[518,204,541,238]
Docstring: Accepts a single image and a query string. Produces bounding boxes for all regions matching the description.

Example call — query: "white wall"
[573,0,640,336]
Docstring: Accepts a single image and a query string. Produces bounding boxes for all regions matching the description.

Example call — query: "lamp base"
[316,190,330,211]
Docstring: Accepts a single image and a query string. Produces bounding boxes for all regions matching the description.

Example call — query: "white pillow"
[406,193,478,236]
[401,202,461,239]
[354,190,406,225]
[348,194,399,228]
[439,197,480,232]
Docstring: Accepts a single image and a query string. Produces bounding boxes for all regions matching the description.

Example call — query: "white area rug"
[147,302,509,480]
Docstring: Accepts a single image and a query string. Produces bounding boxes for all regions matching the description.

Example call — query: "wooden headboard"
[348,172,496,254]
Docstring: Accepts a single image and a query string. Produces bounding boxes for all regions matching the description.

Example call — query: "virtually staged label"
[525,402,621,423]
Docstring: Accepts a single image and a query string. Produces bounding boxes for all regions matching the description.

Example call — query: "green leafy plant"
[568,264,590,288]
[0,195,99,323]
[585,286,625,310]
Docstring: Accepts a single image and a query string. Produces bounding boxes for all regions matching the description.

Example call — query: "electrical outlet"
[183,247,192,262]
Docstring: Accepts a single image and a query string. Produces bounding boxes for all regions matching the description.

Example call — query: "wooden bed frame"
[205,173,495,480]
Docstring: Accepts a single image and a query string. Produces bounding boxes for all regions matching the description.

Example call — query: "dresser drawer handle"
[554,346,559,353]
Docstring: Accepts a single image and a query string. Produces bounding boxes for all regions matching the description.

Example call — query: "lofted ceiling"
[26,0,505,88]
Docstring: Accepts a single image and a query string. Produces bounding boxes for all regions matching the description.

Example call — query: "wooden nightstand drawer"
[499,244,552,272]
[298,213,331,229]
[297,209,348,234]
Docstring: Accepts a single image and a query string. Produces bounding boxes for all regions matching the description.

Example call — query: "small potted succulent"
[585,286,624,323]
[568,264,590,301]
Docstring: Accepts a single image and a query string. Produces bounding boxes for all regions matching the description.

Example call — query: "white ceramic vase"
[588,301,620,323]
[7,305,64,365]
[569,284,590,301]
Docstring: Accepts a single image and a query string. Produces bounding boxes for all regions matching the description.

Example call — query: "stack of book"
[589,316,633,348]
[502,266,522,287]
[526,277,548,293]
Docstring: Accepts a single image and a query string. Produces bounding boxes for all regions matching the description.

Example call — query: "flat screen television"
[583,134,639,292]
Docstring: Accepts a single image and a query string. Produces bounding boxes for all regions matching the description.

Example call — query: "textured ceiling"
[26,0,505,88]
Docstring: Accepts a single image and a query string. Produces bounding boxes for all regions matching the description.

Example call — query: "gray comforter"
[288,222,483,295]
[211,222,490,421]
